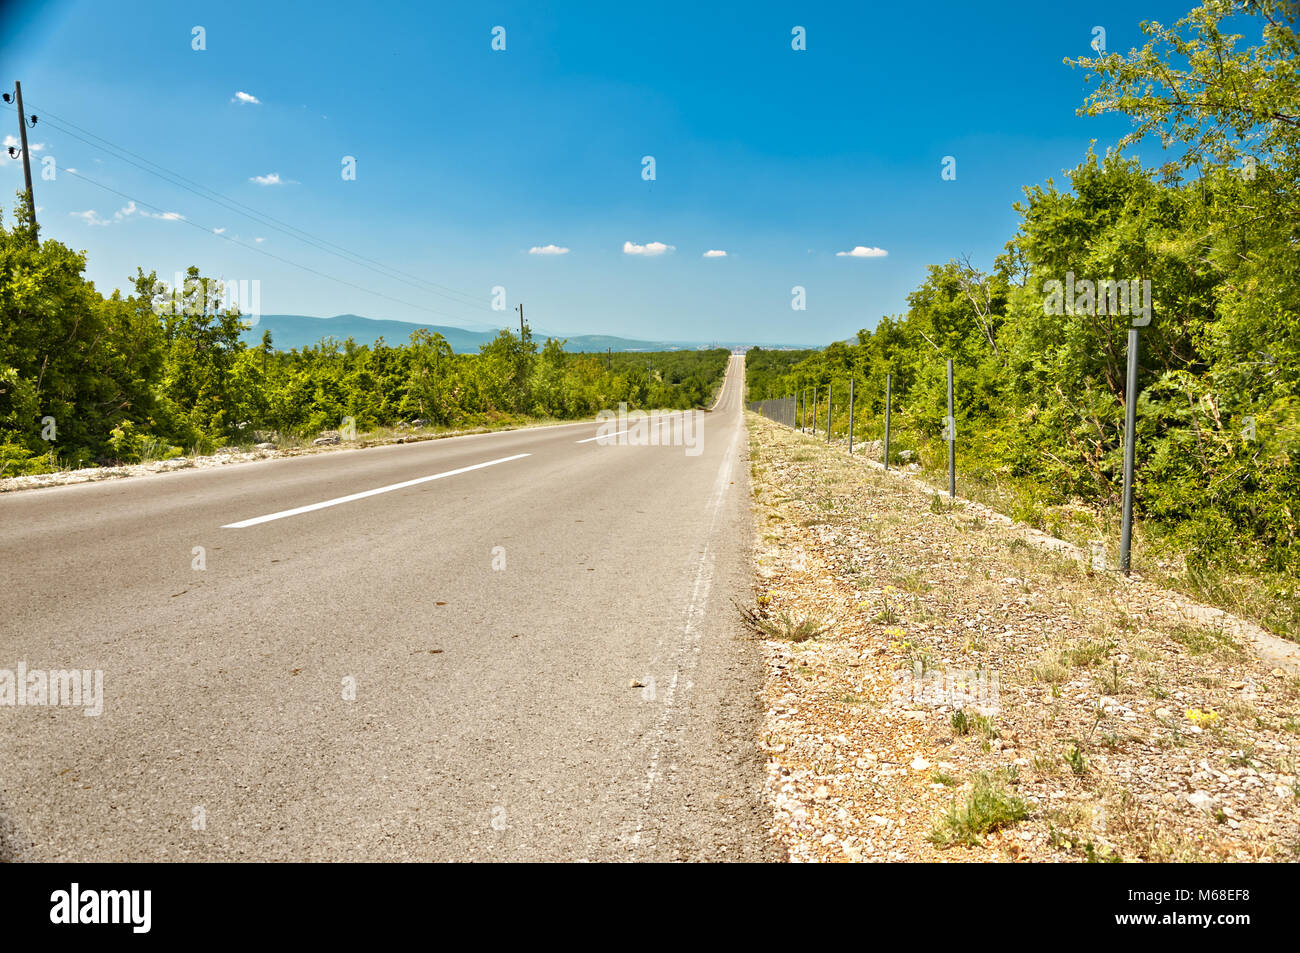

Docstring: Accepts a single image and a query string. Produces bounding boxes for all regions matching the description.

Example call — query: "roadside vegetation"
[0,232,728,475]
[748,414,1300,863]
[748,0,1300,638]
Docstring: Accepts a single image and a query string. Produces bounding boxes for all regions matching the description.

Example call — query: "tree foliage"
[0,201,728,476]
[749,0,1299,587]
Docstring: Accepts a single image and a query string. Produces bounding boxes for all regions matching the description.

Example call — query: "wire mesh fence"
[752,375,931,487]
[747,396,797,428]
[747,351,1147,576]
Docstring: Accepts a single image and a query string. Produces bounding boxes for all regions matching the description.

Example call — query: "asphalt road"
[0,354,777,861]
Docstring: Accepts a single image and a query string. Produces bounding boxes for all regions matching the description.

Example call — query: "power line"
[29,100,494,309]
[61,167,498,326]
[32,108,495,313]
[14,97,501,317]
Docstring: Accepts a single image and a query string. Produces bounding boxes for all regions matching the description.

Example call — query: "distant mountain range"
[238,314,807,353]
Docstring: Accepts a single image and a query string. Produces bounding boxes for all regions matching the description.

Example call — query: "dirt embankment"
[744,412,1300,863]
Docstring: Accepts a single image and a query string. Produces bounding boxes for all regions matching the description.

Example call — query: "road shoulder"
[744,412,1300,862]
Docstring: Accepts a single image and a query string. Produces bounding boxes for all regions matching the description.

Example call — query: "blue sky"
[0,0,1194,345]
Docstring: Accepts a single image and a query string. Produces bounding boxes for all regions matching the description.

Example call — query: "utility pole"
[5,81,38,238]
[516,302,527,342]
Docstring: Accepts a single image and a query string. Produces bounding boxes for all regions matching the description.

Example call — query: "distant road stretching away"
[0,355,777,861]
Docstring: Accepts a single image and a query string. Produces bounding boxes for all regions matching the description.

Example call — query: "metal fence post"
[1120,325,1141,574]
[883,373,892,470]
[947,358,956,498]
[848,378,855,455]
[826,382,832,443]
[812,386,817,435]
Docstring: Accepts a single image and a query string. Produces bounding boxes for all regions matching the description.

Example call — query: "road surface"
[0,355,775,861]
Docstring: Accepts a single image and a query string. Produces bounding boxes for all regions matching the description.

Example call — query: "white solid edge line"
[221,453,531,528]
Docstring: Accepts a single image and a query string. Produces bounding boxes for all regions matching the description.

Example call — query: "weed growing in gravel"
[1048,825,1121,863]
[952,709,970,736]
[1066,744,1089,776]
[1169,624,1244,659]
[974,713,999,739]
[874,586,901,624]
[1032,653,1069,685]
[1065,639,1113,669]
[1095,661,1125,695]
[1032,751,1060,776]
[737,603,833,643]
[929,772,1030,848]
[893,571,931,594]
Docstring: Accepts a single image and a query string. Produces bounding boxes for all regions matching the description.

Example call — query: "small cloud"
[3,134,45,154]
[232,91,261,105]
[72,209,109,227]
[623,240,675,257]
[254,237,265,243]
[249,172,283,186]
[111,201,182,222]
[835,246,888,258]
[65,168,77,173]
[702,249,727,258]
[0,135,43,162]
[213,227,226,234]
[528,244,570,255]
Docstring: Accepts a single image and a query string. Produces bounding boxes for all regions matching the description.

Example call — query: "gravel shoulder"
[745,412,1300,863]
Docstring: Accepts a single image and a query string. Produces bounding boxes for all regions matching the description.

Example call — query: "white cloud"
[114,201,184,222]
[835,246,888,258]
[528,244,570,255]
[254,237,265,243]
[71,202,184,226]
[249,172,283,186]
[3,134,44,152]
[623,240,675,257]
[0,135,43,162]
[213,227,226,234]
[702,249,727,258]
[232,91,261,105]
